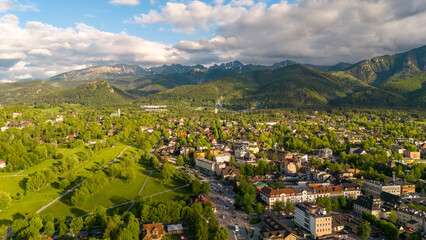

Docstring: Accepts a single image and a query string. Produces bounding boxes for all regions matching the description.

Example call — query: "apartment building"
[294,202,332,238]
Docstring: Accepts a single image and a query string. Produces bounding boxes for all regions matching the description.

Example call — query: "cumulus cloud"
[0,14,183,82]
[139,0,426,64]
[110,0,140,6]
[134,1,247,33]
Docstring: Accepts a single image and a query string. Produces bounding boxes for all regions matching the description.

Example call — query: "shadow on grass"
[106,203,131,216]
[12,212,25,220]
[0,219,12,226]
[58,191,73,206]
[19,178,29,191]
[109,196,129,205]
[51,181,60,189]
[71,207,88,218]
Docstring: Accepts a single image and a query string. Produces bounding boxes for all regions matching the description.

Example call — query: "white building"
[196,158,216,174]
[213,153,231,163]
[364,180,401,196]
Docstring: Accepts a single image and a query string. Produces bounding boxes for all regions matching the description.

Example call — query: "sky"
[0,0,425,82]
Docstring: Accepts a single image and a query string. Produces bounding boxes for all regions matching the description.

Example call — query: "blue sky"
[0,0,425,82]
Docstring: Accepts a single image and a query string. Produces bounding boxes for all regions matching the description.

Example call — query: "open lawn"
[42,167,149,218]
[140,171,187,198]
[0,144,130,222]
[41,166,190,219]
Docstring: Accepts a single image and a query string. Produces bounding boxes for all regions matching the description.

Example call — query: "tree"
[0,191,11,211]
[70,218,83,237]
[284,202,294,212]
[272,201,285,213]
[389,209,398,223]
[200,182,211,194]
[191,179,201,194]
[357,221,371,240]
[160,161,176,180]
[176,155,185,166]
[140,204,151,223]
[122,212,139,240]
[214,226,229,240]
[57,217,68,239]
[255,203,265,216]
[11,218,28,238]
[316,196,332,213]
[44,221,55,237]
[0,225,7,240]
[245,205,254,215]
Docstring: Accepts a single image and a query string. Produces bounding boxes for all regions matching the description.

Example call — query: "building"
[259,187,296,206]
[294,202,332,239]
[404,150,421,159]
[400,183,416,196]
[396,207,426,232]
[0,160,6,169]
[314,148,333,159]
[340,182,361,199]
[213,153,231,163]
[141,223,165,240]
[196,158,216,174]
[166,224,183,235]
[217,165,240,181]
[353,195,382,218]
[326,185,344,199]
[364,180,401,196]
[261,216,298,240]
[280,160,297,174]
[193,151,205,160]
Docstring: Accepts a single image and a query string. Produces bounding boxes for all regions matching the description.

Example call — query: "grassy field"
[0,144,130,223]
[42,167,149,218]
[140,171,189,198]
[41,167,190,219]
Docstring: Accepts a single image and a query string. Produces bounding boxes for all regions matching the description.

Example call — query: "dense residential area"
[0,105,425,240]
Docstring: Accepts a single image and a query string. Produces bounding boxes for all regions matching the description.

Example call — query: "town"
[0,105,425,240]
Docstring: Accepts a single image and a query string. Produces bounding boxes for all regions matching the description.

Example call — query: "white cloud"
[29,48,52,56]
[134,1,247,34]
[139,0,426,65]
[0,0,37,12]
[110,0,140,6]
[0,14,184,81]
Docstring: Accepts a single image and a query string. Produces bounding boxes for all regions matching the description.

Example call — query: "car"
[234,224,239,232]
[222,215,225,219]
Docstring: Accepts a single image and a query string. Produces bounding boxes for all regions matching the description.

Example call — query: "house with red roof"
[0,160,6,169]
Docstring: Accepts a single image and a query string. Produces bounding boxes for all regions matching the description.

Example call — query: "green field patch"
[0,185,63,222]
[43,167,148,219]
[0,144,131,222]
[0,176,26,196]
[140,171,187,198]
[150,185,191,202]
[82,170,148,210]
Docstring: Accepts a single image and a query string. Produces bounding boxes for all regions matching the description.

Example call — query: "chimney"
[392,171,396,183]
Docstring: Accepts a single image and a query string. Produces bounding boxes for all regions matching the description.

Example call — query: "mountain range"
[0,45,424,110]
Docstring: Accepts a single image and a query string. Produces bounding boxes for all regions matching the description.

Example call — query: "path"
[36,145,132,214]
[126,170,154,211]
[0,170,27,178]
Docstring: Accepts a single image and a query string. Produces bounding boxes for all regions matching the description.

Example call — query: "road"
[36,145,132,214]
[200,176,251,240]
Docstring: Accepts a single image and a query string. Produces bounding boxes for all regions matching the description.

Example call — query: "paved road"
[202,176,251,240]
[37,145,132,214]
